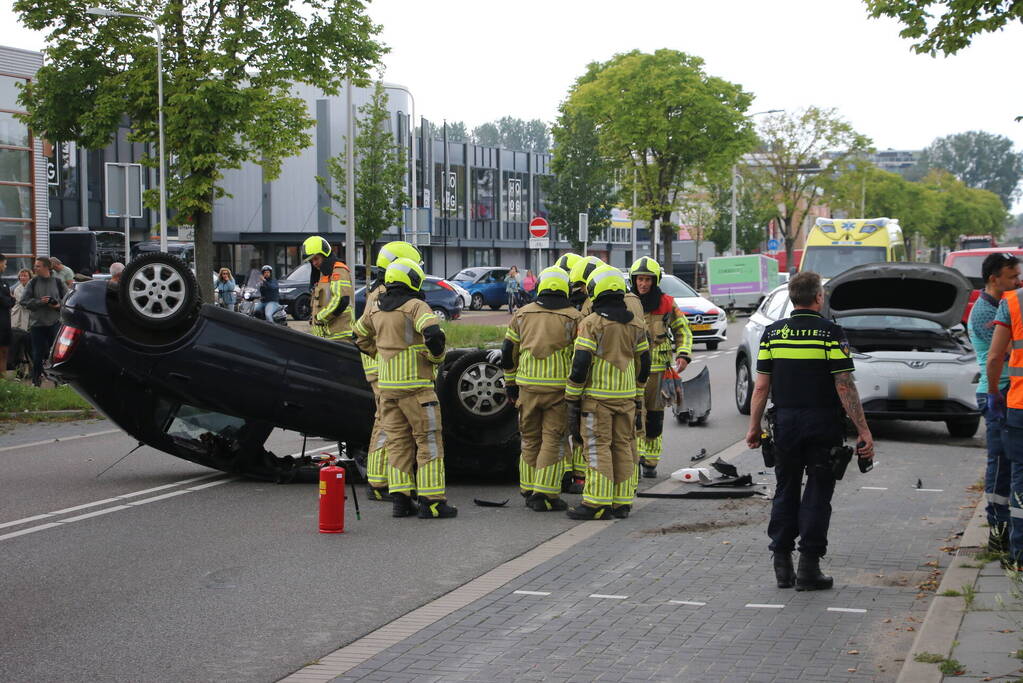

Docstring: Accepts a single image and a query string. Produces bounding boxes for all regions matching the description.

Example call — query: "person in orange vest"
[301,236,354,342]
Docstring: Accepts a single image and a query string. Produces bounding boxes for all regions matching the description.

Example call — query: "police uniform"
[757,308,854,560]
[503,267,583,511]
[354,258,457,519]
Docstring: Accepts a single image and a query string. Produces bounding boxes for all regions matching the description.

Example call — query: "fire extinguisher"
[319,461,346,533]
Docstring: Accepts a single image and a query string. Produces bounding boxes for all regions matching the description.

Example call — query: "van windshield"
[801,246,887,278]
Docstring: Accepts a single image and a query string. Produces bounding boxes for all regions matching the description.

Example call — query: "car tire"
[118,252,199,330]
[470,293,484,311]
[291,294,311,321]
[432,307,449,322]
[735,355,752,415]
[705,341,720,350]
[947,417,980,438]
[440,349,513,426]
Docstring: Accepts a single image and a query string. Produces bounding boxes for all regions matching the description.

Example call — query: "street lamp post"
[87,7,168,254]
[386,85,417,248]
[731,109,783,255]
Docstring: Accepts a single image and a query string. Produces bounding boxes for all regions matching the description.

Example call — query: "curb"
[896,492,987,683]
[2,409,98,419]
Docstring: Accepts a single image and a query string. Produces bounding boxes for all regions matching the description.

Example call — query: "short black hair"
[982,252,1020,284]
[788,271,822,307]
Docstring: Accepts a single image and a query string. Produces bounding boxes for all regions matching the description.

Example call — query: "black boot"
[560,471,575,493]
[566,504,612,520]
[566,475,585,494]
[989,525,1009,554]
[392,492,418,518]
[773,551,795,589]
[640,459,657,478]
[795,553,833,591]
[520,490,532,505]
[418,499,458,519]
[367,486,392,502]
[612,504,632,519]
[527,493,568,512]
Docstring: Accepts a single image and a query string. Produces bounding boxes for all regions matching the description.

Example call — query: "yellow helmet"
[377,241,422,269]
[586,264,627,299]
[568,255,604,287]
[629,256,662,284]
[536,266,571,296]
[555,253,581,274]
[301,236,332,261]
[384,257,425,292]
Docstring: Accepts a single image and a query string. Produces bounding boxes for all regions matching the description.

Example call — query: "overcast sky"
[4,0,1021,206]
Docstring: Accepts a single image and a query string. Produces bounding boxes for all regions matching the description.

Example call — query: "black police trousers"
[767,407,843,558]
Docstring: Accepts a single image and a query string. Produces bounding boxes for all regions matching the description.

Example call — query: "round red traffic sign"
[529,217,549,238]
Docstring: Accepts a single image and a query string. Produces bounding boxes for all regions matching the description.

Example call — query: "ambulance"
[800,217,906,278]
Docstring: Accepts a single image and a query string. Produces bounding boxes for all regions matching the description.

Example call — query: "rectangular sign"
[104,162,144,218]
[528,236,549,249]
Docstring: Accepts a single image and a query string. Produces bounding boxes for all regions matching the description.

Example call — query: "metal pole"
[631,168,637,261]
[730,164,737,255]
[387,85,417,247]
[124,166,131,262]
[345,80,356,273]
[155,24,167,253]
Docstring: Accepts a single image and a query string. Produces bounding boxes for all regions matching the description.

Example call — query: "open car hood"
[822,263,971,328]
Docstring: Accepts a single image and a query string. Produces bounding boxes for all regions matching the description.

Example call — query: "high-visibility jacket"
[311,261,354,341]
[360,282,383,380]
[354,298,443,395]
[1004,289,1023,409]
[504,302,583,392]
[643,293,693,371]
[566,312,650,401]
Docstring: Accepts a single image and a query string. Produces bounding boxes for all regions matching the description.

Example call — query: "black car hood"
[822,262,971,328]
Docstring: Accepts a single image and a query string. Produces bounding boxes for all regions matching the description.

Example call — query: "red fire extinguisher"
[319,462,346,533]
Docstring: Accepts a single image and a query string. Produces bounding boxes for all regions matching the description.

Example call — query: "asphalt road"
[0,318,984,682]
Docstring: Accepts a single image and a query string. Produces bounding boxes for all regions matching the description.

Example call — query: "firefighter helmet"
[568,255,604,287]
[629,256,662,285]
[384,257,425,292]
[376,241,422,269]
[586,264,627,299]
[301,236,332,262]
[536,266,571,296]
[555,253,582,275]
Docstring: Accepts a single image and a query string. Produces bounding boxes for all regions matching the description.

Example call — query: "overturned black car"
[48,253,517,481]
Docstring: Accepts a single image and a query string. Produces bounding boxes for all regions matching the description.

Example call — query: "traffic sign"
[529,217,549,238]
[767,238,779,251]
[529,236,549,249]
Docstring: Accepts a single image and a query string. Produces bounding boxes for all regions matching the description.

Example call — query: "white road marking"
[60,505,133,523]
[746,603,785,609]
[0,428,121,453]
[827,607,867,614]
[861,486,888,491]
[917,489,945,493]
[589,594,629,600]
[189,478,236,491]
[0,513,53,530]
[669,600,706,606]
[126,490,193,506]
[0,523,64,541]
[513,590,551,596]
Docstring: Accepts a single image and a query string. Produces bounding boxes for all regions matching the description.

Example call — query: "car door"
[483,268,508,307]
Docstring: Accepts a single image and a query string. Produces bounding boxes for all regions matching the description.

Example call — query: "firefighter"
[502,266,583,511]
[568,256,605,315]
[301,236,355,342]
[353,257,457,519]
[629,257,693,478]
[565,265,651,520]
[362,241,423,502]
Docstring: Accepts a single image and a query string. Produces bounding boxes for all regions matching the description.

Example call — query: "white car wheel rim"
[457,361,506,417]
[127,263,187,320]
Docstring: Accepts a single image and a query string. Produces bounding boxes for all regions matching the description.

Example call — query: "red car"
[944,247,1023,324]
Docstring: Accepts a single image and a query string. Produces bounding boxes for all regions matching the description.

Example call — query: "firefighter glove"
[566,400,582,443]
[634,399,643,430]
[506,384,519,404]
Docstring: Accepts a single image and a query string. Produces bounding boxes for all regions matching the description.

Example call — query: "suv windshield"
[839,315,943,331]
[659,275,698,298]
[948,254,987,287]
[801,246,887,278]
[284,262,311,283]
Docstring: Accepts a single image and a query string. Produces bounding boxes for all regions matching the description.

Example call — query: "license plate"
[691,324,712,331]
[891,382,947,400]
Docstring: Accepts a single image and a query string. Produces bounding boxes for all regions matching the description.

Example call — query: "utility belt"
[760,406,854,479]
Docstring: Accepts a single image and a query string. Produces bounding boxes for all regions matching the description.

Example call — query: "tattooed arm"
[834,371,875,458]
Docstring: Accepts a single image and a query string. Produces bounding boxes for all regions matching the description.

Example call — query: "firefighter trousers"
[517,387,570,498]
[380,387,446,501]
[638,371,666,465]
[580,397,638,510]
[366,379,388,490]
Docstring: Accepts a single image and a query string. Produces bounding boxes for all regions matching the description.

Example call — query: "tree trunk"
[660,216,673,272]
[783,216,795,275]
[195,206,215,304]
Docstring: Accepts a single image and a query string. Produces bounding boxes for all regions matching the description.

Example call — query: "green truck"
[707,255,779,312]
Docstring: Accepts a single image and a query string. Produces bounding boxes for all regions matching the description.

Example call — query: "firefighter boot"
[526,493,568,512]
[640,460,657,478]
[367,486,392,502]
[418,499,458,519]
[795,553,833,591]
[566,504,613,520]
[773,551,795,589]
[560,471,575,493]
[392,492,418,518]
[612,504,632,519]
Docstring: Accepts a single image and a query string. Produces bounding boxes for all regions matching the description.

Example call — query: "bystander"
[19,257,67,386]
[49,257,75,288]
[0,254,13,375]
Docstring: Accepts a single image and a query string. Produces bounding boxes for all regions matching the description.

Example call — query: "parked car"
[278,262,314,321]
[449,267,511,310]
[944,247,1023,324]
[132,240,195,271]
[49,227,125,276]
[658,274,727,350]
[734,263,980,437]
[47,252,517,482]
[354,276,463,321]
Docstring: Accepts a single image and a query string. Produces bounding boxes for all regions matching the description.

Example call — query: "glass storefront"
[0,73,34,261]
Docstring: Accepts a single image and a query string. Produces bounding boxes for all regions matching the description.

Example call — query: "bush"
[0,378,91,413]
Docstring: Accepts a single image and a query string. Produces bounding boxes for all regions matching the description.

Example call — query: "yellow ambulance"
[800,217,906,278]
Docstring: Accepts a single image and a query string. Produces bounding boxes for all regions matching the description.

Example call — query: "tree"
[545,109,617,252]
[914,131,1023,207]
[470,117,550,153]
[565,49,755,265]
[443,121,469,143]
[748,107,872,267]
[921,169,1009,248]
[317,80,407,271]
[865,0,1023,56]
[677,194,718,288]
[707,174,776,255]
[16,0,384,302]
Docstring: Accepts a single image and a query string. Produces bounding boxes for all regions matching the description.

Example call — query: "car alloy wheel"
[470,293,484,311]
[735,359,752,415]
[456,360,507,418]
[118,252,198,330]
[432,308,448,321]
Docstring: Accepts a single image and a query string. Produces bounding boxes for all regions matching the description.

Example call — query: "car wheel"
[735,356,752,415]
[705,341,720,350]
[947,417,980,438]
[292,294,311,321]
[118,252,199,330]
[470,293,484,311]
[441,349,513,426]
[432,307,449,322]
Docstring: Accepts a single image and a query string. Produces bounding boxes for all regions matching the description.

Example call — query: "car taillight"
[437,280,454,291]
[52,325,82,363]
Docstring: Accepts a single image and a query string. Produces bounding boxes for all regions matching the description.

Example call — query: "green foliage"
[546,108,618,251]
[913,652,945,664]
[922,169,1009,248]
[0,378,91,412]
[564,49,755,264]
[318,80,408,271]
[915,131,1023,207]
[865,0,1023,56]
[15,0,385,302]
[707,174,777,255]
[441,323,506,349]
[471,117,550,153]
[443,121,470,143]
[939,657,965,676]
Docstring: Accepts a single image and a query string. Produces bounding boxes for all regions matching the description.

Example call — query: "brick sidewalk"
[284,439,982,683]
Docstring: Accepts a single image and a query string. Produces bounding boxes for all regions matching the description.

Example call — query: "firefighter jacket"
[580,292,646,320]
[566,306,650,401]
[354,295,444,396]
[360,281,384,381]
[504,300,584,393]
[311,260,355,341]
[643,293,693,372]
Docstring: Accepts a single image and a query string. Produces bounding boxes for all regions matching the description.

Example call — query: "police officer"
[745,271,874,590]
[503,266,583,511]
[629,257,693,478]
[354,258,457,519]
[565,265,651,520]
[362,241,423,502]
[301,236,355,342]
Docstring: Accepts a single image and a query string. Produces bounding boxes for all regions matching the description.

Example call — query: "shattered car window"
[167,404,246,442]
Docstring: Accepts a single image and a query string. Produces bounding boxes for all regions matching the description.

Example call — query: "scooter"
[239,286,288,326]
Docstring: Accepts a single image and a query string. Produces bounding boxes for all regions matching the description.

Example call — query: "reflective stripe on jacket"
[1005,289,1023,409]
